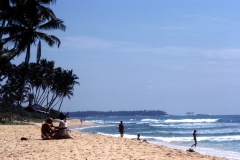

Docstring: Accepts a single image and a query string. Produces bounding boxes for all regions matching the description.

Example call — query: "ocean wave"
[141,118,163,123]
[87,120,105,124]
[149,124,166,127]
[154,135,240,142]
[87,120,135,124]
[73,125,109,130]
[89,131,240,142]
[198,135,240,142]
[150,123,214,126]
[96,132,120,137]
[140,129,240,135]
[96,132,142,139]
[164,119,219,123]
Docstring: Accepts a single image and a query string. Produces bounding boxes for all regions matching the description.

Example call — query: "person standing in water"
[119,121,124,137]
[191,130,198,147]
[137,134,147,142]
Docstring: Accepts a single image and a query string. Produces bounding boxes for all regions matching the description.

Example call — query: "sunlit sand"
[0,119,227,160]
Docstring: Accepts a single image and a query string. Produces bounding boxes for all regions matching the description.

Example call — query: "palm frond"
[38,6,57,20]
[37,32,61,47]
[38,19,66,31]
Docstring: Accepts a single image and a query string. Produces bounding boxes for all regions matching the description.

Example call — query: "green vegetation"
[0,59,79,111]
[0,0,79,120]
[0,102,60,125]
[0,120,30,125]
[0,0,65,64]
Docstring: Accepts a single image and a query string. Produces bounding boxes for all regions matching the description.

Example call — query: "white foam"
[164,119,219,123]
[73,124,115,130]
[87,120,104,124]
[151,141,240,160]
[96,132,141,139]
[149,124,166,127]
[154,135,240,142]
[86,120,135,124]
[141,118,162,123]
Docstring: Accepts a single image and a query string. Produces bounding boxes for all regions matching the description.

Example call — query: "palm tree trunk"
[58,98,64,111]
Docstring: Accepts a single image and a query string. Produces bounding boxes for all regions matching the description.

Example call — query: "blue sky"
[13,0,240,115]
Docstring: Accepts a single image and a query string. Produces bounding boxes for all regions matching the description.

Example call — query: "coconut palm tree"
[57,70,79,111]
[0,0,65,64]
[27,59,55,105]
[43,67,79,112]
[0,59,79,111]
[0,0,65,104]
[0,62,30,105]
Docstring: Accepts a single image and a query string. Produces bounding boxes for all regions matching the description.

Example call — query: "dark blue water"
[73,115,240,159]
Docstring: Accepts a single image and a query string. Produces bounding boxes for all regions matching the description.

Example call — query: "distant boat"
[196,114,210,116]
[186,112,194,115]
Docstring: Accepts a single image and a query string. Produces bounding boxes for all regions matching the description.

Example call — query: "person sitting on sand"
[41,118,56,139]
[137,134,147,142]
[52,112,72,139]
[191,130,198,147]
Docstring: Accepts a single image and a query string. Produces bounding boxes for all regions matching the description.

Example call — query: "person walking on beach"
[119,121,124,137]
[191,130,198,147]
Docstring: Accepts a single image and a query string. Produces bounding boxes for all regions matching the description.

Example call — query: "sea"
[72,115,240,160]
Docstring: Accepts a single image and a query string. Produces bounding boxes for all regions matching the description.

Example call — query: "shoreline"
[0,119,228,160]
[71,119,237,160]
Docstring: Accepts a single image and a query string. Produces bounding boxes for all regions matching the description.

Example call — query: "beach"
[0,119,228,160]
[80,115,240,159]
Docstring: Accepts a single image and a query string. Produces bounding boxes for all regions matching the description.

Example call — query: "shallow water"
[73,115,240,159]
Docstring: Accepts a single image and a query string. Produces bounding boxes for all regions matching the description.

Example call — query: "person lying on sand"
[41,118,57,139]
[137,134,147,142]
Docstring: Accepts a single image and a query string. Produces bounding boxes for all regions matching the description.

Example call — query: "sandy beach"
[0,119,228,160]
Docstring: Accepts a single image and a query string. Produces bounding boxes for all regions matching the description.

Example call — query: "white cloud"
[203,49,240,60]
[62,36,240,62]
[149,26,190,30]
[183,14,237,24]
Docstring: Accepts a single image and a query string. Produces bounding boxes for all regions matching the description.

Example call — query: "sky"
[12,0,240,115]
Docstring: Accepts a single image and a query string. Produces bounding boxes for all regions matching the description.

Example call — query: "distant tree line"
[69,110,168,118]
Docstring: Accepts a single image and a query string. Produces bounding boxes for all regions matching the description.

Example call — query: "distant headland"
[68,110,167,118]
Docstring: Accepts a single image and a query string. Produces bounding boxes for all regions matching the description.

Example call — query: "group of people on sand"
[119,121,147,142]
[41,112,72,140]
[119,121,198,146]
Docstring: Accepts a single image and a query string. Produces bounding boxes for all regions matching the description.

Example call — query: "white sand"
[0,119,228,160]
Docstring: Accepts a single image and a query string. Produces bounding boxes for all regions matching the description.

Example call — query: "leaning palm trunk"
[58,98,64,111]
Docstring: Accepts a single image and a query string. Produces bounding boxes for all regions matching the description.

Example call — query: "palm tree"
[27,59,55,105]
[0,59,79,111]
[59,70,79,111]
[54,69,79,111]
[0,49,15,82]
[0,62,30,105]
[0,0,65,64]
[0,0,65,104]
